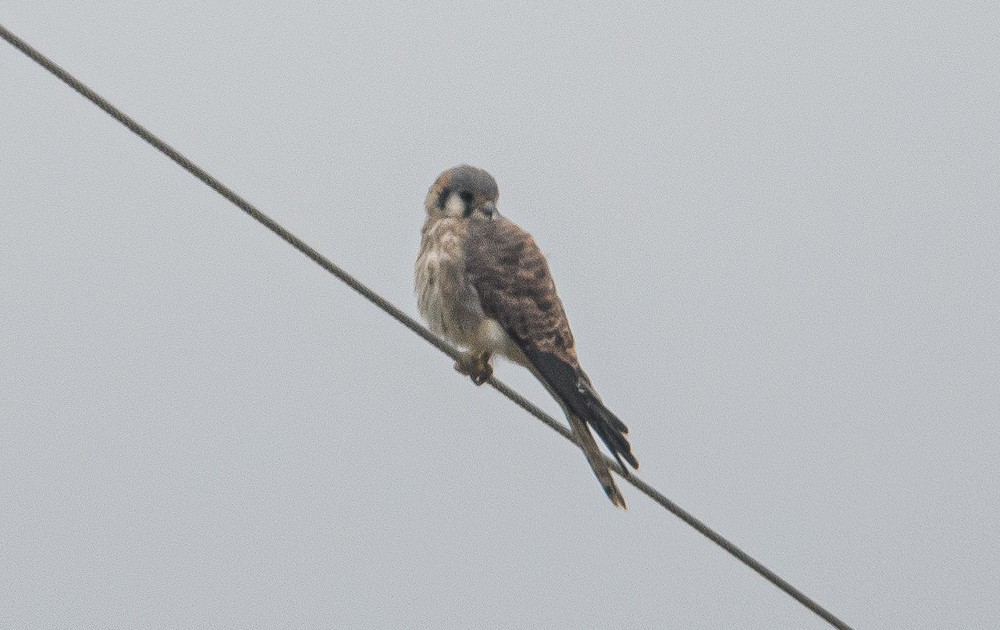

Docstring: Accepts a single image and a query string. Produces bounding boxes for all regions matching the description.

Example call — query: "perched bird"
[415,165,638,508]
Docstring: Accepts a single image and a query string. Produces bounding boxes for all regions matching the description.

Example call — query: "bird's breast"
[415,218,483,345]
[415,245,450,335]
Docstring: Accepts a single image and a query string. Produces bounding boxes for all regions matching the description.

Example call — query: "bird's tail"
[571,375,638,509]
[567,413,628,509]
[523,351,639,508]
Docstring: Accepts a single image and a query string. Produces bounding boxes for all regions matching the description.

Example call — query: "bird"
[415,164,638,508]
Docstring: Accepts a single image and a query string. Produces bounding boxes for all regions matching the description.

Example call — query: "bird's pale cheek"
[444,193,466,218]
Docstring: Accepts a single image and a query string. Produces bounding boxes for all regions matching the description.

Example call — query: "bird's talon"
[472,365,493,385]
[455,352,492,385]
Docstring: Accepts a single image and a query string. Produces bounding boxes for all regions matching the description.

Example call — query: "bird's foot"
[454,350,493,385]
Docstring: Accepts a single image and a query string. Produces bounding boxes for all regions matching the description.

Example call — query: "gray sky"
[2,3,998,628]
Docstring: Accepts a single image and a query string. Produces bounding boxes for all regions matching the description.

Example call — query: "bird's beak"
[481,202,496,218]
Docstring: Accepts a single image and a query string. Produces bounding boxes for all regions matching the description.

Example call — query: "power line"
[1,23,854,630]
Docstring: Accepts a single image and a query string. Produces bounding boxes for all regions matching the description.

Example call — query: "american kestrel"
[415,165,638,508]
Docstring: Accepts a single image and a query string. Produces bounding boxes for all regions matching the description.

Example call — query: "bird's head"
[425,164,499,221]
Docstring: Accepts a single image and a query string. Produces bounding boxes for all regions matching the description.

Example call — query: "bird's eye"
[459,190,474,203]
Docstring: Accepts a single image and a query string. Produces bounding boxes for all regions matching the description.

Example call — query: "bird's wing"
[464,217,638,505]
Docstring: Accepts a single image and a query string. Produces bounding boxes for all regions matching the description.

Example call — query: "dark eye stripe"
[459,190,474,202]
[437,187,450,209]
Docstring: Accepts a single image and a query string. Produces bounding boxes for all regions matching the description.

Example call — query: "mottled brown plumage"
[465,217,577,365]
[415,165,638,507]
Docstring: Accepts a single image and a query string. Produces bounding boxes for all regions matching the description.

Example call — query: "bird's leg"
[455,350,493,385]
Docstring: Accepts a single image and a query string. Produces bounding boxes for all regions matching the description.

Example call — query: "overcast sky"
[2,3,998,628]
